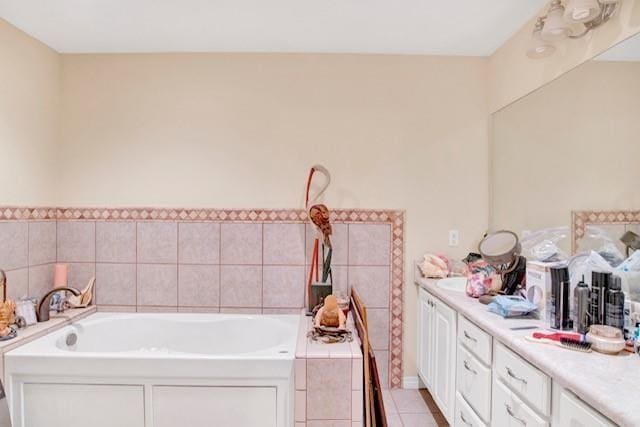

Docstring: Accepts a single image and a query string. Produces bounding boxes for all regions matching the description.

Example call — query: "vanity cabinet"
[417,288,457,424]
[417,284,617,427]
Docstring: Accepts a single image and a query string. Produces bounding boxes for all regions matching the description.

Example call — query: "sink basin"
[436,277,467,293]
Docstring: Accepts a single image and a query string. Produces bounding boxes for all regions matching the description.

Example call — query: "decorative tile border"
[389,212,404,389]
[0,206,57,221]
[572,210,640,253]
[53,206,399,224]
[0,205,405,389]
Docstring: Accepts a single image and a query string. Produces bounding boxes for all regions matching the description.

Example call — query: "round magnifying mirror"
[479,230,520,267]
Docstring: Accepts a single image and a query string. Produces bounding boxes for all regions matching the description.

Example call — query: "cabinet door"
[417,290,433,389]
[432,297,457,424]
[552,385,615,427]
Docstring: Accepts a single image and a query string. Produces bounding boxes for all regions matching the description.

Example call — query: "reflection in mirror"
[491,32,640,303]
[491,32,640,246]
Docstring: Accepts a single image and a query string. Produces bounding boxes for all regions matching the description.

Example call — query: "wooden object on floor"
[351,287,368,328]
[351,293,371,427]
[351,287,388,427]
[369,347,388,427]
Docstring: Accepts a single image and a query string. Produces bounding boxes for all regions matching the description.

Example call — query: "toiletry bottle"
[605,276,625,332]
[550,267,572,330]
[590,271,611,325]
[574,275,590,334]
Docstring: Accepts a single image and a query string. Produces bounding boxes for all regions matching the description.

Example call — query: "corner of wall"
[0,18,62,206]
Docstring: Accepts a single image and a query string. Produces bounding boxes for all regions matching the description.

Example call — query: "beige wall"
[491,60,640,237]
[488,0,640,113]
[58,53,490,378]
[0,19,60,205]
[3,2,639,383]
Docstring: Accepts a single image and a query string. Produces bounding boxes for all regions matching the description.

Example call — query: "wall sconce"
[526,0,621,59]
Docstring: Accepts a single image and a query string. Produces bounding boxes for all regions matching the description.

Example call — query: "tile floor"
[383,389,448,427]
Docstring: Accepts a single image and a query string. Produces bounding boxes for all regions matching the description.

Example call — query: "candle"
[53,264,68,289]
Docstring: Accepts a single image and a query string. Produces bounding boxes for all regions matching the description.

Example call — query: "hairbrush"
[525,334,592,353]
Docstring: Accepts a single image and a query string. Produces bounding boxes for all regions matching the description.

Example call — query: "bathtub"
[4,312,300,427]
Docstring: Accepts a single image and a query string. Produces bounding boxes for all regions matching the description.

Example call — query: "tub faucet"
[37,287,81,322]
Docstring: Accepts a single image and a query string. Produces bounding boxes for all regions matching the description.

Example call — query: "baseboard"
[402,376,421,389]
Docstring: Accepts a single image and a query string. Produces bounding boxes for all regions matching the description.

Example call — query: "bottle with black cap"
[550,266,572,330]
[591,271,611,325]
[606,275,625,332]
[574,275,590,334]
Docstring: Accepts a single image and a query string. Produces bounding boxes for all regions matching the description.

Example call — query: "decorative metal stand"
[304,165,334,314]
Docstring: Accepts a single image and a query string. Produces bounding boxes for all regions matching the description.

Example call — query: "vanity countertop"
[416,277,639,427]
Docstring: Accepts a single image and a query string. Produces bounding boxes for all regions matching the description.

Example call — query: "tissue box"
[526,260,565,322]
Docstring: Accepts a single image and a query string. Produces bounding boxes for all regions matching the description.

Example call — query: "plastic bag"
[521,226,569,262]
[576,226,625,267]
[618,250,640,272]
[487,295,538,318]
[569,250,640,302]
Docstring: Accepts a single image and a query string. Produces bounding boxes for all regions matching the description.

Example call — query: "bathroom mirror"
[491,32,640,299]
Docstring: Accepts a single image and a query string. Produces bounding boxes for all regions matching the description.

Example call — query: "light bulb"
[527,27,557,59]
[564,0,601,23]
[542,1,573,41]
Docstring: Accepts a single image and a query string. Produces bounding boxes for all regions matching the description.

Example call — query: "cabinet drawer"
[458,315,492,365]
[492,378,548,427]
[494,343,551,416]
[553,385,615,427]
[456,345,491,423]
[455,392,487,427]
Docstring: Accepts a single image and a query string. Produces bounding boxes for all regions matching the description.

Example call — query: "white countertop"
[416,277,639,427]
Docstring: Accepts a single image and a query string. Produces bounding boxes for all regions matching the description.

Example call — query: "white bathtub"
[5,312,301,427]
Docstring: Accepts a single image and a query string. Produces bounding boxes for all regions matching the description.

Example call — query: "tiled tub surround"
[0,206,404,389]
[295,314,364,427]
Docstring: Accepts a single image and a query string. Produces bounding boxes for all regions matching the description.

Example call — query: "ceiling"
[0,0,546,55]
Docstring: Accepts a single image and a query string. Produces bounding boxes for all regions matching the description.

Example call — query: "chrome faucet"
[37,287,81,322]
